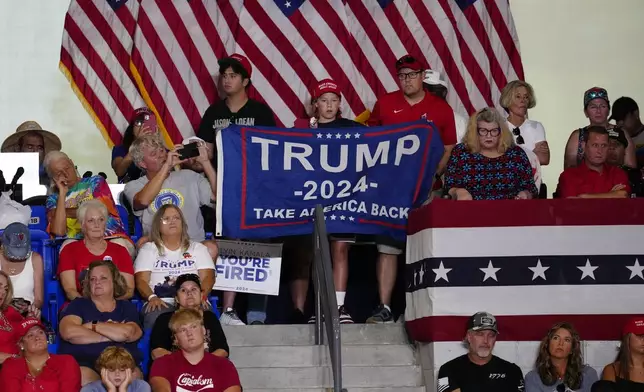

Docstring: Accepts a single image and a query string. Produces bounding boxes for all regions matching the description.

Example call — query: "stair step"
[244,388,426,392]
[223,324,409,346]
[237,366,423,389]
[230,344,416,367]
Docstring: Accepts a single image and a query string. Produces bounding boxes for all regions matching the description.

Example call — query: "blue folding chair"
[28,206,48,231]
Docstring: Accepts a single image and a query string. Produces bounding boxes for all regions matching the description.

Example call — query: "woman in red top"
[0,317,81,391]
[58,199,135,301]
[0,270,39,366]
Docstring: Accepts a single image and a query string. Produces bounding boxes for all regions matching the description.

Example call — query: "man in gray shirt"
[124,135,218,258]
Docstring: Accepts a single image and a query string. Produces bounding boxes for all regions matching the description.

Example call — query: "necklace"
[26,355,49,373]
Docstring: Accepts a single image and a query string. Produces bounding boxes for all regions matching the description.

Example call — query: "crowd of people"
[0,51,642,391]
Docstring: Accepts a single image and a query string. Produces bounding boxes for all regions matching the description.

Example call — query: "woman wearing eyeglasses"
[500,80,550,166]
[564,87,636,169]
[444,107,538,200]
[134,204,215,330]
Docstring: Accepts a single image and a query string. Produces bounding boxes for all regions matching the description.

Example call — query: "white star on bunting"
[285,1,292,8]
[354,133,360,138]
[316,133,322,138]
[348,217,355,222]
[577,259,598,280]
[340,215,346,220]
[433,261,452,282]
[480,260,501,282]
[345,133,352,139]
[330,215,336,220]
[326,133,332,139]
[627,258,644,280]
[336,133,342,139]
[529,259,549,281]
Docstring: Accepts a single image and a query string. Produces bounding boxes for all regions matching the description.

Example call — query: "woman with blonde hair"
[58,199,135,301]
[81,346,151,392]
[134,204,215,329]
[444,107,538,200]
[150,308,241,392]
[58,260,143,386]
[500,80,550,165]
[525,322,597,391]
[601,317,644,389]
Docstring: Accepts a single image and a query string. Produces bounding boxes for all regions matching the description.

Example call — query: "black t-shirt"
[317,118,364,128]
[149,310,230,356]
[437,355,525,392]
[621,165,644,197]
[197,98,276,168]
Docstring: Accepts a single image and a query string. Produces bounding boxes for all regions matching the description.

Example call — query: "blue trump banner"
[215,120,444,240]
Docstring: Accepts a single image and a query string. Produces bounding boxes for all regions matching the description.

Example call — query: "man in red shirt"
[557,126,630,198]
[150,308,241,392]
[365,54,458,323]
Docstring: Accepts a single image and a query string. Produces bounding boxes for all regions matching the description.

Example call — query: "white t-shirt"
[506,119,547,151]
[454,112,468,144]
[134,241,214,302]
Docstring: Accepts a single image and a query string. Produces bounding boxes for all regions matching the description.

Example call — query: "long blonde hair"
[0,270,14,311]
[150,204,190,255]
[463,107,515,154]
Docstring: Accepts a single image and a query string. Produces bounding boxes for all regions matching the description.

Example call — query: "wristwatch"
[91,320,98,332]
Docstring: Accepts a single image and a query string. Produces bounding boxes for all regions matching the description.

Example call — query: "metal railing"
[312,205,345,392]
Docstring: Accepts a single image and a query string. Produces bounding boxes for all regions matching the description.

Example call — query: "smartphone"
[179,142,200,160]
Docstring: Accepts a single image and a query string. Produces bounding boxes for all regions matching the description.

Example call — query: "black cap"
[608,127,628,148]
[610,97,639,122]
[174,274,201,290]
[466,311,499,333]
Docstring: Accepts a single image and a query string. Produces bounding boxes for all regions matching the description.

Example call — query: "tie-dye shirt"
[46,175,128,240]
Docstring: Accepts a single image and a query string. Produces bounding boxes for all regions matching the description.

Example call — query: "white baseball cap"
[182,136,204,145]
[423,70,448,88]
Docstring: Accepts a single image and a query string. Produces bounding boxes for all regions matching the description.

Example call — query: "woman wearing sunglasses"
[444,107,538,200]
[564,87,636,169]
[500,80,550,166]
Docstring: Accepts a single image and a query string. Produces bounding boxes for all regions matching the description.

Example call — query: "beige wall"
[1,0,642,187]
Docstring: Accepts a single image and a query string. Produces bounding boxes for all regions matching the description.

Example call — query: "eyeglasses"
[512,127,525,144]
[161,216,181,224]
[397,71,422,81]
[477,128,501,137]
[396,55,416,68]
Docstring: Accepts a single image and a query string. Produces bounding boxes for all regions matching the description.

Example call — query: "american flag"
[60,0,524,147]
[405,198,644,343]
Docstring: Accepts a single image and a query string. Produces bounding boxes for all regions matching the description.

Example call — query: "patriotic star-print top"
[444,143,538,200]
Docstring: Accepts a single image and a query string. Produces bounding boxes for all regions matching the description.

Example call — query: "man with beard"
[437,312,525,392]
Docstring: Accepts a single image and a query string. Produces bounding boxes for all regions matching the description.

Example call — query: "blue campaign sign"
[215,120,444,241]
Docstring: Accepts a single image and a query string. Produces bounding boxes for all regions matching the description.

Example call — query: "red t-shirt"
[150,350,241,392]
[0,354,81,392]
[0,306,23,355]
[557,162,631,198]
[57,241,134,291]
[367,90,457,145]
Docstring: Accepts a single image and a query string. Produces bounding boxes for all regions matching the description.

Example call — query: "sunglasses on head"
[512,127,525,145]
[396,55,416,67]
[586,89,608,100]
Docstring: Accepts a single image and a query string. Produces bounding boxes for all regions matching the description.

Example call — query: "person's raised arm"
[31,252,44,309]
[49,179,69,236]
[59,314,108,344]
[195,143,217,201]
[112,146,135,178]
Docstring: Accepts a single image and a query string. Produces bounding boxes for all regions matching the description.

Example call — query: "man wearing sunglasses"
[365,54,457,323]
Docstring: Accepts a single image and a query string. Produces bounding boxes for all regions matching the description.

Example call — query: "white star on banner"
[627,258,644,280]
[326,133,332,139]
[340,215,346,220]
[480,260,501,282]
[285,1,292,8]
[316,133,322,138]
[354,133,361,138]
[336,133,342,139]
[577,259,598,280]
[433,261,452,282]
[529,259,549,281]
[345,133,352,139]
[330,215,336,220]
[349,216,355,222]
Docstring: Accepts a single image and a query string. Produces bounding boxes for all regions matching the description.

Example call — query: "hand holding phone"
[179,142,200,160]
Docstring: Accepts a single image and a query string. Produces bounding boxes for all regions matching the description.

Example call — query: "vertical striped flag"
[61,0,524,147]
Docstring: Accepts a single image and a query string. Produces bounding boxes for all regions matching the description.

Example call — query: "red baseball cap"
[130,107,157,130]
[623,317,644,336]
[15,318,46,341]
[312,79,341,100]
[219,53,253,78]
[396,54,425,72]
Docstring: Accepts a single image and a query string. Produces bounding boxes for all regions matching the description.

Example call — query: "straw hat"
[1,121,62,154]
